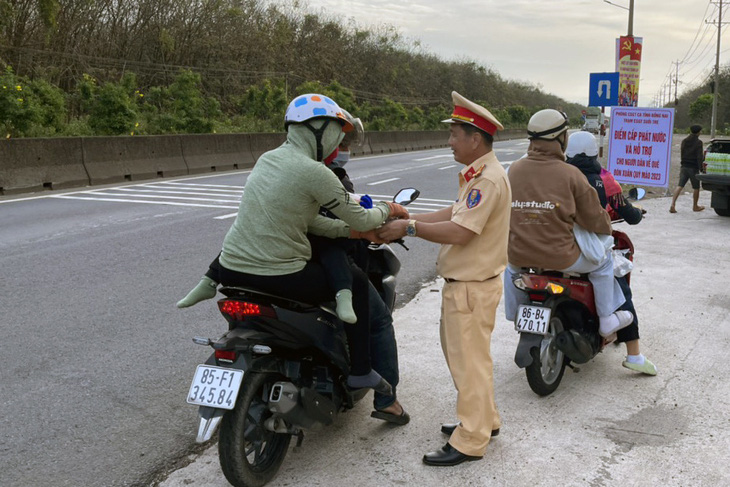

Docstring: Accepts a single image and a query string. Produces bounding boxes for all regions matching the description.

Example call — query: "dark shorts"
[678,166,700,190]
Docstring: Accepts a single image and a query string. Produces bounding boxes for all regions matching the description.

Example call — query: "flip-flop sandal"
[371,407,410,425]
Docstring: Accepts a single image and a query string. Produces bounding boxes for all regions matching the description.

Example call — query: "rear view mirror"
[393,188,420,206]
[628,187,646,200]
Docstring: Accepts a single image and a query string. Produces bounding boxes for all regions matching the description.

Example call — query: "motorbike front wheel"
[219,371,292,487]
[525,315,567,396]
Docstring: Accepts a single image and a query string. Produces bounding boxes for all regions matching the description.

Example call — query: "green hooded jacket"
[219,120,392,276]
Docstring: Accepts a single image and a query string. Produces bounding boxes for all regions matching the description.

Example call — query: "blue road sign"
[589,72,620,107]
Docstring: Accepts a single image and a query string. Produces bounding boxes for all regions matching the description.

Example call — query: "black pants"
[217,260,373,375]
[308,235,353,292]
[615,275,640,343]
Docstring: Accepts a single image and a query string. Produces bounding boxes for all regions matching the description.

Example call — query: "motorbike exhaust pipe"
[555,330,595,364]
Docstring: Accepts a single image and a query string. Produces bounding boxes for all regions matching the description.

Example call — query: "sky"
[284,0,724,107]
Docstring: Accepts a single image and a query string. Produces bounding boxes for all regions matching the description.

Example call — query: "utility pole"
[710,0,725,137]
[628,0,634,36]
[673,60,681,105]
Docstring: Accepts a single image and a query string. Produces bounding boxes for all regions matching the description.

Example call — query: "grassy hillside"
[0,0,585,137]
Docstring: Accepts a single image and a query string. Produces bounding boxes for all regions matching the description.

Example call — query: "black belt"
[444,275,498,283]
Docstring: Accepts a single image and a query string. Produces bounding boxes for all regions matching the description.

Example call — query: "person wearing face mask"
[180,94,408,394]
[504,109,634,339]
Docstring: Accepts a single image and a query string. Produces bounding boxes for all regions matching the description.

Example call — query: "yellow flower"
[135,122,139,127]
[5,133,10,139]
[17,98,23,102]
[130,132,135,136]
[16,85,22,91]
[2,85,6,89]
[139,93,144,98]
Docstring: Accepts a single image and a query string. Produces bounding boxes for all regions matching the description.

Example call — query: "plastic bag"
[612,248,634,277]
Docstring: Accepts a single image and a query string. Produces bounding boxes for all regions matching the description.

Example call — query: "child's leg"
[310,236,356,323]
[177,255,221,308]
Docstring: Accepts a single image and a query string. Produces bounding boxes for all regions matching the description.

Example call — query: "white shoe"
[599,310,634,337]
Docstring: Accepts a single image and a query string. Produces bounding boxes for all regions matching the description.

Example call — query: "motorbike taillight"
[218,299,277,321]
[517,274,565,297]
[215,350,237,363]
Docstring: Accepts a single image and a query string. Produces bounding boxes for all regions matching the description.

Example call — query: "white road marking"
[214,213,239,220]
[414,155,453,161]
[112,188,242,198]
[367,178,400,186]
[51,195,238,209]
[137,184,243,194]
[0,171,251,204]
[79,191,241,203]
[153,182,244,189]
[438,164,457,170]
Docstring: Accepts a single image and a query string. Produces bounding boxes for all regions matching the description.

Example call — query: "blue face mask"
[333,150,350,167]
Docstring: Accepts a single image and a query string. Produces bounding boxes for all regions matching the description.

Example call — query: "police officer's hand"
[376,219,408,242]
[385,202,409,220]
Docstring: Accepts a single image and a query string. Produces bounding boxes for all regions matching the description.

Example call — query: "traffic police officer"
[377,91,511,466]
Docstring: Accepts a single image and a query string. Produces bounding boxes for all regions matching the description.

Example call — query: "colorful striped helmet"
[284,94,354,133]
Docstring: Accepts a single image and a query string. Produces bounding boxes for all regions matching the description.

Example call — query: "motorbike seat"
[219,286,338,318]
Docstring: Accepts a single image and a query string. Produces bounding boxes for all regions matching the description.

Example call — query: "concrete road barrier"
[497,128,524,141]
[249,133,286,162]
[0,138,89,195]
[368,132,400,154]
[181,134,255,174]
[82,135,188,185]
[0,130,490,196]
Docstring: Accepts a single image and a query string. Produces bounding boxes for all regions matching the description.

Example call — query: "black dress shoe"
[422,443,481,466]
[441,422,500,437]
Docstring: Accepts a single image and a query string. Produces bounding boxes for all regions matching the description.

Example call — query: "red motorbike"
[511,229,635,396]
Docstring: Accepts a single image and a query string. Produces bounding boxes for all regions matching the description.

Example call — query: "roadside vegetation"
[670,67,730,133]
[0,0,585,138]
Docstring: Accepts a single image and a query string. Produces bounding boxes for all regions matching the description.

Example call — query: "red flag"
[619,36,634,59]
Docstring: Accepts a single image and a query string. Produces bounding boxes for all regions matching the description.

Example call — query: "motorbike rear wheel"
[219,372,292,487]
[525,316,567,396]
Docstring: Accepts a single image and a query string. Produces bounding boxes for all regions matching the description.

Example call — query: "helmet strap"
[303,119,332,161]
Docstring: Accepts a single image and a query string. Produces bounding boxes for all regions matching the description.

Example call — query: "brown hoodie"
[508,139,611,269]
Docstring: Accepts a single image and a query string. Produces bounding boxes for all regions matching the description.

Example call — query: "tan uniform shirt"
[437,151,511,281]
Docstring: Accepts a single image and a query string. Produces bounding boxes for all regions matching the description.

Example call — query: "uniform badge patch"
[466,189,482,208]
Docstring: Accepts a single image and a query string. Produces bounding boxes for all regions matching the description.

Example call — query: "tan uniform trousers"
[440,276,502,457]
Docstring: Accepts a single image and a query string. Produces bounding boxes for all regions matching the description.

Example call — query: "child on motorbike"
[565,131,657,376]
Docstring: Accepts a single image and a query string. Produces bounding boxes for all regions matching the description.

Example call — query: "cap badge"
[452,114,475,123]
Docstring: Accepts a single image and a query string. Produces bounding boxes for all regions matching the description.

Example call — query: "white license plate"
[186,365,244,410]
[515,305,552,335]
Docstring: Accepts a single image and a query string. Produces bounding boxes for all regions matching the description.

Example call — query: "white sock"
[599,313,618,331]
[626,353,645,365]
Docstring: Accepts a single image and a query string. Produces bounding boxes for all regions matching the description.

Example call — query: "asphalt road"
[0,138,530,487]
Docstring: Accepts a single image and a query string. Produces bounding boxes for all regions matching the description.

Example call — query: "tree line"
[674,66,730,134]
[0,0,585,138]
